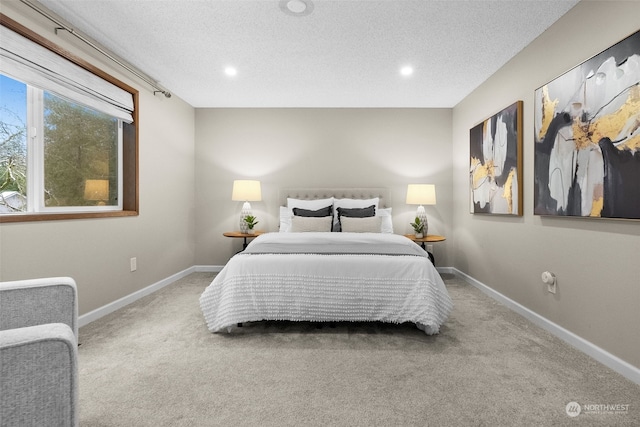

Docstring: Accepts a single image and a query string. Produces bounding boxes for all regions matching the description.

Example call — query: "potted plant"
[244,215,259,234]
[410,216,424,239]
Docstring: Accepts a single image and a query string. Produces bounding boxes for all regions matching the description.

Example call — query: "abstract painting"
[470,101,523,215]
[534,30,640,219]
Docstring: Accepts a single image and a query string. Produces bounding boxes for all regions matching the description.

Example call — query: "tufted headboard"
[279,188,389,208]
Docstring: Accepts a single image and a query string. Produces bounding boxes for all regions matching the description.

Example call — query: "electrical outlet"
[130,257,137,272]
[542,271,556,294]
[426,244,434,253]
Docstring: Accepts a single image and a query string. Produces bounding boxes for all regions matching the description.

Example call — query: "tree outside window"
[1,73,121,213]
[0,74,26,212]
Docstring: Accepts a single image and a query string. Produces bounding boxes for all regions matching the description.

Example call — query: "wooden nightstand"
[403,234,446,264]
[223,231,265,251]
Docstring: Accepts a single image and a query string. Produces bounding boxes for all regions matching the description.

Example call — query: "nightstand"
[403,234,446,264]
[223,231,265,251]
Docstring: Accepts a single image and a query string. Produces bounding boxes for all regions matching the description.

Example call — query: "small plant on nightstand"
[244,215,259,234]
[410,216,424,238]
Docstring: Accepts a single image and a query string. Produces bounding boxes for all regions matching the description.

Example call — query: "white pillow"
[281,197,334,232]
[332,197,379,231]
[341,216,382,233]
[279,206,292,232]
[287,197,334,211]
[290,215,333,232]
[376,207,393,233]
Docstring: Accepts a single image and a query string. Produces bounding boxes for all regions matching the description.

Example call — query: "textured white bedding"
[199,233,453,335]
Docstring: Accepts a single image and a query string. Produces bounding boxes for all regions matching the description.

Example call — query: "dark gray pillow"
[292,205,333,217]
[336,205,376,231]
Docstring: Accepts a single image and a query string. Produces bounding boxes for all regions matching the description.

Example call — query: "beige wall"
[0,2,197,315]
[2,0,638,374]
[194,108,452,265]
[452,1,640,368]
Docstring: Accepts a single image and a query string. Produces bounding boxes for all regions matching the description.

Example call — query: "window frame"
[0,14,139,223]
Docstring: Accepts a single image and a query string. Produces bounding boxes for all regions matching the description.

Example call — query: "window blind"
[0,25,134,123]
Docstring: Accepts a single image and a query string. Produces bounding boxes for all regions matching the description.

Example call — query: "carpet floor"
[77,272,639,426]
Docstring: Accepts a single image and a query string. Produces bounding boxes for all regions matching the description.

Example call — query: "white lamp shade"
[231,180,262,202]
[406,184,436,205]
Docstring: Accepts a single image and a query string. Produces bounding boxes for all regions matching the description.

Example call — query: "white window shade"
[0,25,134,123]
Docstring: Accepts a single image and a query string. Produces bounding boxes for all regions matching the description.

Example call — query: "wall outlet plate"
[542,271,556,294]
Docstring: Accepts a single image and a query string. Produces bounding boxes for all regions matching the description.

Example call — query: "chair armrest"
[0,277,78,338]
[0,323,78,427]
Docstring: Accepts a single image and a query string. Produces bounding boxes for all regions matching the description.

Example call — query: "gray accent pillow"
[336,205,376,231]
[292,205,333,217]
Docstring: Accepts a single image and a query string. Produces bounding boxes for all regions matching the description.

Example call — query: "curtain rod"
[19,0,172,98]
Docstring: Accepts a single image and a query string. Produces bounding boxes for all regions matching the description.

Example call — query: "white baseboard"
[78,264,639,385]
[193,265,224,273]
[451,268,640,386]
[436,266,454,275]
[78,265,223,327]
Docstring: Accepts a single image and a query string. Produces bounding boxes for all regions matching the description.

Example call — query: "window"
[0,15,138,222]
[1,74,122,213]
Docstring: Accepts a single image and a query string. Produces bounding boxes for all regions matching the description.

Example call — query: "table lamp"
[406,184,436,236]
[84,179,109,205]
[232,180,262,233]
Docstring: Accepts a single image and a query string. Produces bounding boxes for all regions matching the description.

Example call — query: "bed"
[199,188,453,335]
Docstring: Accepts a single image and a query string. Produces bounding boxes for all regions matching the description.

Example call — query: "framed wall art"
[534,29,640,219]
[469,101,523,215]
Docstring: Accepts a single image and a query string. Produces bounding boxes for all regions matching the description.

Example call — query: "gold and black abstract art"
[470,101,523,215]
[534,30,640,219]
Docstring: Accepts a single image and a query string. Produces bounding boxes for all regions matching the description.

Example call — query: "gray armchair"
[0,277,78,427]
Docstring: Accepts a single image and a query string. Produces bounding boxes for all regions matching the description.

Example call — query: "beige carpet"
[77,272,639,426]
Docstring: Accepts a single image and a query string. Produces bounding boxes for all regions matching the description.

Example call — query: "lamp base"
[239,201,252,233]
[416,205,428,236]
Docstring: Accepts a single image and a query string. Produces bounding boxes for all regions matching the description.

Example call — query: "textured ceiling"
[36,0,579,108]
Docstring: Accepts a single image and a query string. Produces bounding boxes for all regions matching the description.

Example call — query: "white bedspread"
[199,233,453,335]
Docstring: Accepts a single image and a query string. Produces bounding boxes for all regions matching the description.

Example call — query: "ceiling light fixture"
[225,66,238,77]
[279,0,314,17]
[400,66,414,77]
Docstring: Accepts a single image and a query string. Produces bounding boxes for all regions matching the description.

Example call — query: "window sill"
[0,210,139,223]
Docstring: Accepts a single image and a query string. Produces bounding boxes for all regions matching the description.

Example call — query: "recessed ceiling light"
[287,0,306,13]
[224,67,237,77]
[279,0,314,17]
[400,66,414,77]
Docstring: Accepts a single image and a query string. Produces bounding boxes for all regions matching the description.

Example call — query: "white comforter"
[199,232,453,335]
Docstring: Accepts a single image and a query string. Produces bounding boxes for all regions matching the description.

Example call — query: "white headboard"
[279,188,389,208]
